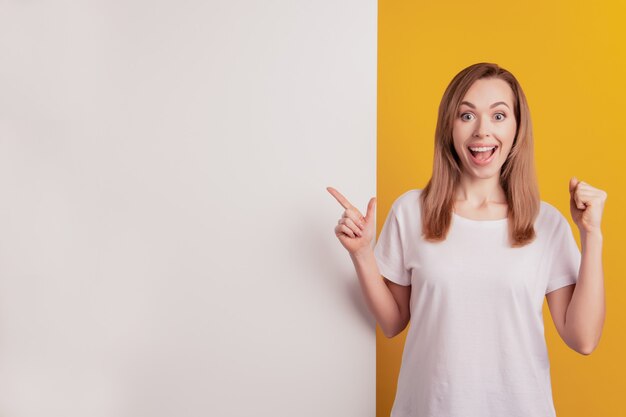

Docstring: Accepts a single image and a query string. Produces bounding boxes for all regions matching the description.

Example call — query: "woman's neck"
[455,175,507,206]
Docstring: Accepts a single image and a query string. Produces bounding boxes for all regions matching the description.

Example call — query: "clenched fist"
[569,177,608,235]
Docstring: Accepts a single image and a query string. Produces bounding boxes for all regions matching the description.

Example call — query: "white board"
[0,1,377,416]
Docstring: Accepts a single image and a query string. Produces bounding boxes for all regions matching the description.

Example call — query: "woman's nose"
[473,117,491,138]
[473,130,490,138]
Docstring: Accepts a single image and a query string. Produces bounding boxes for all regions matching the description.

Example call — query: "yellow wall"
[377,1,626,416]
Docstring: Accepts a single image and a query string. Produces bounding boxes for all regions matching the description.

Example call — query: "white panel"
[0,1,377,416]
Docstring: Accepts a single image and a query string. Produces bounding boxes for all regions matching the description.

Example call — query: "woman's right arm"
[327,186,411,338]
[350,248,411,338]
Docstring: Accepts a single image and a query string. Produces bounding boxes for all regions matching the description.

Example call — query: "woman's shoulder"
[390,188,423,213]
[537,200,569,229]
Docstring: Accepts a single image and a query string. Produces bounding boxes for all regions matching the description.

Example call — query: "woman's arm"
[327,187,410,339]
[562,177,608,354]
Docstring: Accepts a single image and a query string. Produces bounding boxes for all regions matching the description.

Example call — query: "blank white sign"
[0,1,377,416]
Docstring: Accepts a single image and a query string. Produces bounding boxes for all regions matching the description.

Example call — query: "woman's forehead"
[461,78,515,107]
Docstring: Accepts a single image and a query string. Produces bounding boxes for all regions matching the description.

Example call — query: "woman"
[327,62,606,416]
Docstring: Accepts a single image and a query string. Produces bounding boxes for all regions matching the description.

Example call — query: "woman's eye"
[460,112,506,121]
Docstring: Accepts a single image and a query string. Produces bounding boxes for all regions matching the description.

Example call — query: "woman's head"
[437,62,532,184]
[421,62,540,247]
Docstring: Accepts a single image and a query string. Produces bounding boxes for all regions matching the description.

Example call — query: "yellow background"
[376,1,626,416]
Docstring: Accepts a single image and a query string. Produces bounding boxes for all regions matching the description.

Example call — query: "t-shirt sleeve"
[545,213,581,294]
[373,206,411,286]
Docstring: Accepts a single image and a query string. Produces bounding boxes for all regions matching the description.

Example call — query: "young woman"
[327,62,607,417]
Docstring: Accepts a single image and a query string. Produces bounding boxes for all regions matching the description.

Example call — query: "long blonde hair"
[420,62,540,247]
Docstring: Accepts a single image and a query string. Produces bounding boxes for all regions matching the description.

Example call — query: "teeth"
[469,146,496,152]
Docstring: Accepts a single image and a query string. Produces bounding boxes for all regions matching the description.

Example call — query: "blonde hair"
[420,62,540,247]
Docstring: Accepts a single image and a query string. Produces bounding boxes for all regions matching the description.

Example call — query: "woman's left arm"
[564,177,607,354]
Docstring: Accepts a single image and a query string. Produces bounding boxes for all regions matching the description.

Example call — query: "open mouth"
[468,145,498,164]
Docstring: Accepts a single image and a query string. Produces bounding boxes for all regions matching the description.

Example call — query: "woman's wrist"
[350,245,375,262]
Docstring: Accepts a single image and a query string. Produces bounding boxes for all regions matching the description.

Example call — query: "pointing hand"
[327,186,376,255]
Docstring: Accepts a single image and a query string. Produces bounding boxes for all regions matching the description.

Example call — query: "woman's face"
[452,77,517,180]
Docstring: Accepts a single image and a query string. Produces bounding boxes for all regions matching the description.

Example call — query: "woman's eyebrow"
[460,101,510,109]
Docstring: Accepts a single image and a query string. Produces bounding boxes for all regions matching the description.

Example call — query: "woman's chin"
[462,164,502,180]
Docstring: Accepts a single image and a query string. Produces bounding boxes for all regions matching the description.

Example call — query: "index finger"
[326,186,354,210]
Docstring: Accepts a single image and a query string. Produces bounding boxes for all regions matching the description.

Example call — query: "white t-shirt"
[374,188,581,417]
